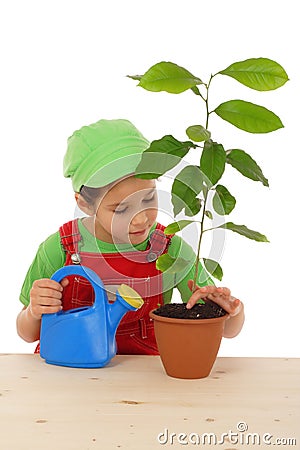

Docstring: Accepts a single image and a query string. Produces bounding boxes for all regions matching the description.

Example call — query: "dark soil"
[153,301,227,320]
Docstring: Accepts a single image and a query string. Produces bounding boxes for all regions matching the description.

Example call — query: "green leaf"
[171,165,204,216]
[219,57,289,91]
[185,197,201,216]
[218,222,269,242]
[135,135,197,179]
[186,125,211,142]
[212,185,236,215]
[205,210,213,220]
[203,258,223,281]
[191,86,201,96]
[135,61,203,94]
[226,149,269,186]
[164,220,196,234]
[200,140,226,186]
[214,100,284,133]
[156,253,190,273]
[143,135,197,155]
[156,254,174,272]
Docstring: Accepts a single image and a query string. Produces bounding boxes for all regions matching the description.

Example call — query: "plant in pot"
[128,58,288,378]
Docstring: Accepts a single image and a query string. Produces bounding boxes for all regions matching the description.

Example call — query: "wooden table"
[0,355,299,449]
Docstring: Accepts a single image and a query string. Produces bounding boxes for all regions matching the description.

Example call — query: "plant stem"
[192,189,208,292]
[192,74,214,293]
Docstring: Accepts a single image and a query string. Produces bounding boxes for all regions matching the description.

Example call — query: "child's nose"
[131,210,148,225]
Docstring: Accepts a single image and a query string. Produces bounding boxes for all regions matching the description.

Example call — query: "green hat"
[63,119,150,191]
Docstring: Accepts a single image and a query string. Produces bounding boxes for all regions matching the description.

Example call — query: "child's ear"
[74,193,94,216]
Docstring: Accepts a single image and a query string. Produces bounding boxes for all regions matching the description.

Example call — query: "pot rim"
[149,308,229,325]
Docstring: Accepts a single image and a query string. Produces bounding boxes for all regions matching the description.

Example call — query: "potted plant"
[128,58,288,378]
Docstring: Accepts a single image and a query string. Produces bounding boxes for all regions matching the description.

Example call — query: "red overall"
[35,219,172,355]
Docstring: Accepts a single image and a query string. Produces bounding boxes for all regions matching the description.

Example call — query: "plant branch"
[205,74,214,129]
[202,226,218,233]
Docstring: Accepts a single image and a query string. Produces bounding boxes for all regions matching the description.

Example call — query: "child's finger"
[38,297,62,307]
[187,280,217,295]
[36,288,63,300]
[186,288,208,309]
[210,296,241,316]
[60,278,69,288]
[229,297,242,316]
[217,286,231,297]
[33,278,63,292]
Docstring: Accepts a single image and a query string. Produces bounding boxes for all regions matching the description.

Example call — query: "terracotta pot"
[150,310,228,379]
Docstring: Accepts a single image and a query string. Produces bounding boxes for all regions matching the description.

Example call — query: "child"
[17,119,244,354]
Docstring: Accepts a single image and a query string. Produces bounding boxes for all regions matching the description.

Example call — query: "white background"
[1,0,299,356]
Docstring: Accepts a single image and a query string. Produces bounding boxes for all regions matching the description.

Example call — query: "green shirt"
[19,220,213,306]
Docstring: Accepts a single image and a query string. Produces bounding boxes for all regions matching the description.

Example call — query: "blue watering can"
[40,265,144,368]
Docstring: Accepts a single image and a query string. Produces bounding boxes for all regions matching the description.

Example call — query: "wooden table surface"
[0,354,299,449]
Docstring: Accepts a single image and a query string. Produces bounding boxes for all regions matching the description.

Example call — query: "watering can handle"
[51,265,105,307]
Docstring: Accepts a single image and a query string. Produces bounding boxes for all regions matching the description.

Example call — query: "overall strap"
[59,219,82,264]
[147,223,173,262]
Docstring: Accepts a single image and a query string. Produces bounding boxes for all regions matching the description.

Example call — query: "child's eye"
[143,193,156,203]
[114,207,128,214]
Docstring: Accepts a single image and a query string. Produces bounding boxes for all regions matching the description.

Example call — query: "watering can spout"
[108,284,144,332]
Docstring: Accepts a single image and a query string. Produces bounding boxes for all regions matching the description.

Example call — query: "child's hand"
[186,279,242,317]
[29,278,69,320]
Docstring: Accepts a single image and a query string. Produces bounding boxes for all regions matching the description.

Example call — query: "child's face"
[93,176,158,245]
